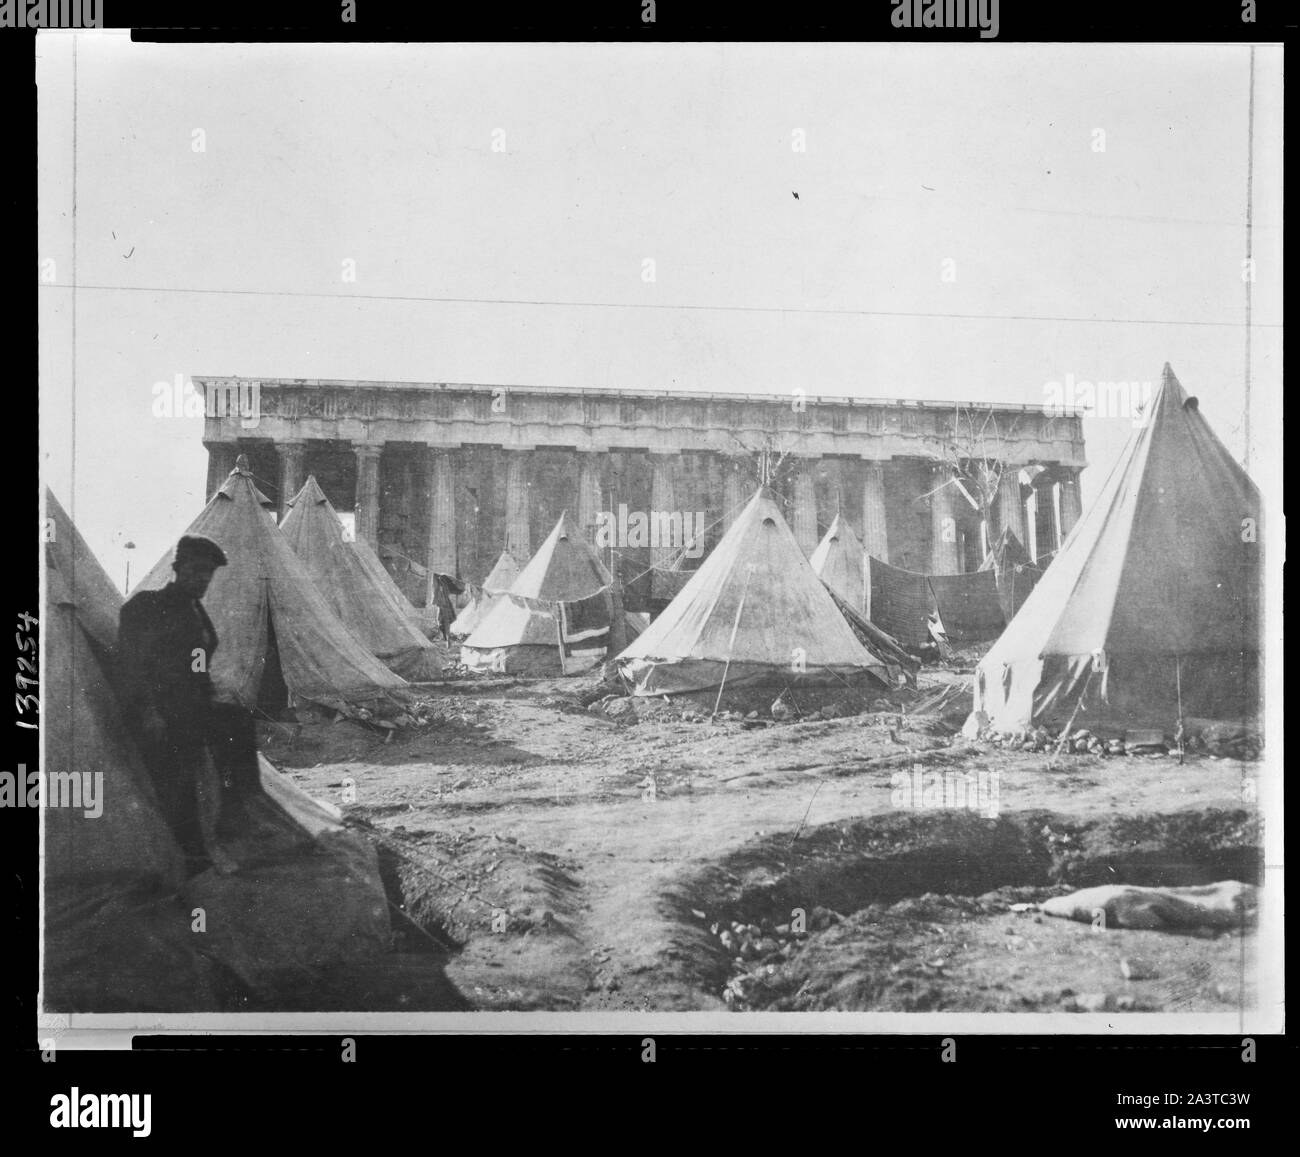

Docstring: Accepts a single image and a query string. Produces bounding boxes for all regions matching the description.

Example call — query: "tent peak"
[288,475,329,508]
[216,454,272,506]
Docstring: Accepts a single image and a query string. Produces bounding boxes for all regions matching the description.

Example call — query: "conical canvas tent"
[973,365,1262,732]
[44,489,187,894]
[351,528,422,618]
[450,549,520,639]
[41,491,461,1012]
[809,513,867,613]
[979,527,1041,620]
[280,476,446,681]
[461,513,613,674]
[348,531,444,640]
[133,458,412,717]
[616,488,892,704]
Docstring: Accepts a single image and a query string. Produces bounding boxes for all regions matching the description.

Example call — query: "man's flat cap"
[174,534,228,567]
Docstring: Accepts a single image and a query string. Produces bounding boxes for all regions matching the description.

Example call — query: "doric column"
[996,464,1028,546]
[353,443,382,550]
[649,453,678,594]
[723,458,748,530]
[861,461,889,561]
[504,449,532,559]
[1033,474,1059,561]
[205,441,238,499]
[792,461,819,557]
[276,440,306,523]
[1024,487,1039,561]
[700,453,722,554]
[930,463,961,574]
[577,454,603,544]
[1057,466,1083,544]
[607,579,628,656]
[426,447,457,592]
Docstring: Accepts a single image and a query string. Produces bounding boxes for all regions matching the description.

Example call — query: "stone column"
[353,443,382,550]
[395,455,415,535]
[861,461,889,561]
[205,441,238,499]
[1024,487,1039,561]
[930,464,961,574]
[1057,466,1083,544]
[681,452,708,558]
[792,461,819,557]
[426,447,457,594]
[577,454,603,544]
[607,579,628,656]
[504,449,532,560]
[1033,474,1059,561]
[699,453,721,554]
[996,465,1028,546]
[276,440,306,523]
[649,453,678,595]
[722,457,748,530]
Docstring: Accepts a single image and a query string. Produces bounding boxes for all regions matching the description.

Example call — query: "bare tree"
[922,404,1022,557]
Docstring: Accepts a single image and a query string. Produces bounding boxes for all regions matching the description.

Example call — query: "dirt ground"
[262,664,1263,1016]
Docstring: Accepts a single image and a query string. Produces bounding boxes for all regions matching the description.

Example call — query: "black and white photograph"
[35,33,1281,1044]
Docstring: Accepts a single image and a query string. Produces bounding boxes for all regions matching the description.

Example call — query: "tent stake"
[1175,655,1184,765]
[554,600,567,677]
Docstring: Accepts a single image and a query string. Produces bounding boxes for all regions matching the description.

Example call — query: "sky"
[37,36,1283,584]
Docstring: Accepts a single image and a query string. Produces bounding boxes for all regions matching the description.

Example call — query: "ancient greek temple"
[197,378,1086,610]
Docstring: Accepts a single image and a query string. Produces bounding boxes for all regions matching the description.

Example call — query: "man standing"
[430,571,464,644]
[118,534,256,874]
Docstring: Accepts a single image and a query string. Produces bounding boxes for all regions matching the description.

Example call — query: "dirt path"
[267,685,1261,1013]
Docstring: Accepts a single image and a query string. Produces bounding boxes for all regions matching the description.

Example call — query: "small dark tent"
[280,476,446,681]
[973,364,1262,732]
[133,458,412,717]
